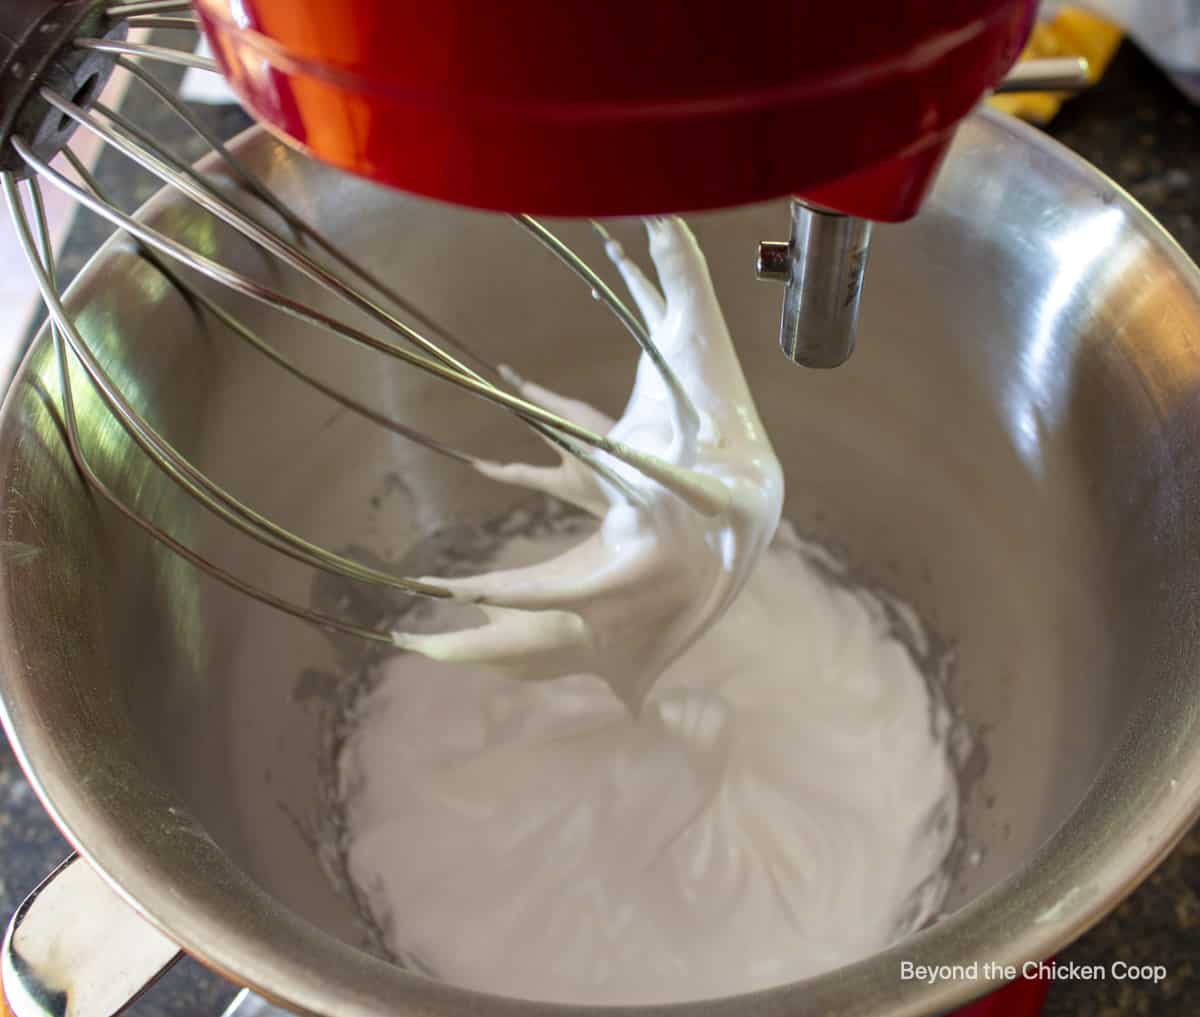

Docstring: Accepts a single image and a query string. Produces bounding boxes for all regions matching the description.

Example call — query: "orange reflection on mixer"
[191,0,1037,219]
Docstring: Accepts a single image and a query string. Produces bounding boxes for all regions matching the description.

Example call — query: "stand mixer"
[0,0,1090,654]
[4,2,1182,1016]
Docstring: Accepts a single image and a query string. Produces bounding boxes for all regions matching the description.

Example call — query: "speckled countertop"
[2,36,1199,1017]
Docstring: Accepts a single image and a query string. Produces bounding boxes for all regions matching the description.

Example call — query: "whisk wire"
[47,86,494,386]
[107,1,195,15]
[113,56,509,384]
[9,172,398,644]
[75,59,622,491]
[60,142,644,516]
[19,135,728,512]
[514,214,701,440]
[176,288,480,465]
[5,172,460,603]
[46,84,651,498]
[120,16,199,30]
[61,144,477,469]
[74,38,218,73]
[50,52,708,500]
[19,143,493,396]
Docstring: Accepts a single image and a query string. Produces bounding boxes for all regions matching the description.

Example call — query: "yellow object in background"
[990,8,1124,123]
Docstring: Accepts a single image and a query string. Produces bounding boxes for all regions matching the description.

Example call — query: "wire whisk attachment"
[0,0,708,643]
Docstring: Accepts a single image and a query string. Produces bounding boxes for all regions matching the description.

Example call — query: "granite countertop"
[1,36,1199,1017]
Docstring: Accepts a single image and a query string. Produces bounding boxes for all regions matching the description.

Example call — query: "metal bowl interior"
[1,110,1200,1017]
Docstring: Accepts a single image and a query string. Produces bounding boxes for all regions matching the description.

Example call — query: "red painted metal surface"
[194,1,1036,221]
[954,972,1050,1016]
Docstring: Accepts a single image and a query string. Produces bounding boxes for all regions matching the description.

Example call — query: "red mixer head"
[193,0,1037,368]
[194,1,1035,220]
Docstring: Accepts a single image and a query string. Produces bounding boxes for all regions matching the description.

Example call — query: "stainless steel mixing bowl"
[1,109,1199,1017]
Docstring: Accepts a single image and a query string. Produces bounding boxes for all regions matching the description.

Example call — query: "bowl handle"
[0,854,181,1017]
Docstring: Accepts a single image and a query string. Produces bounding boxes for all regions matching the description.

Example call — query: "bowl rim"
[1,107,1200,1017]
